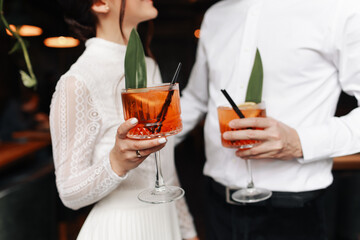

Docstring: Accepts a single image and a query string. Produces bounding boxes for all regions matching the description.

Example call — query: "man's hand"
[223,117,303,160]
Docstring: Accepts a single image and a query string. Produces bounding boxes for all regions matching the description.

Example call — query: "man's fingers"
[223,129,268,141]
[117,118,138,139]
[235,141,283,159]
[229,117,272,129]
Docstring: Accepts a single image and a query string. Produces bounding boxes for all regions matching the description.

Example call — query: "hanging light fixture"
[43,36,80,48]
[194,29,200,39]
[6,24,43,37]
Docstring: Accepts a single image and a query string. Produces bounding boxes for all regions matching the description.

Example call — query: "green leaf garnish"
[245,48,263,103]
[124,28,147,89]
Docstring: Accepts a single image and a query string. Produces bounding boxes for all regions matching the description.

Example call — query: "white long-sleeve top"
[177,0,360,192]
[50,38,196,238]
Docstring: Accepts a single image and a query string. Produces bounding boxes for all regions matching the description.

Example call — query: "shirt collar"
[85,37,127,57]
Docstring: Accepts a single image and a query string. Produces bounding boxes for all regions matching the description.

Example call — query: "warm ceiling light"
[6,24,43,37]
[44,36,80,48]
[194,29,201,39]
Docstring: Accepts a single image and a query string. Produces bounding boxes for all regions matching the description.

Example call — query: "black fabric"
[204,177,328,240]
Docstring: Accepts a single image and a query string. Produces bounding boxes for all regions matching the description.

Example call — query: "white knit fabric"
[77,189,182,240]
[50,38,196,239]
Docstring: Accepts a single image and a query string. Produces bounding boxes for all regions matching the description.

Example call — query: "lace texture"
[50,76,123,210]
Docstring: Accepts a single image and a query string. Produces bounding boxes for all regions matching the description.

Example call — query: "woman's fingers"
[116,118,167,151]
[111,119,170,176]
[116,118,138,139]
[134,142,167,158]
[128,137,167,151]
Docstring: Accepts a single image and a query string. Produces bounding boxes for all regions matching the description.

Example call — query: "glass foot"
[232,188,272,203]
[138,186,185,204]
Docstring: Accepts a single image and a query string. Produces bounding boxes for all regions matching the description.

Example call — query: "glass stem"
[245,159,254,189]
[154,151,166,191]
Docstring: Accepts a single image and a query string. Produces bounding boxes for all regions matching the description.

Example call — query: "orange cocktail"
[121,83,182,139]
[217,102,266,149]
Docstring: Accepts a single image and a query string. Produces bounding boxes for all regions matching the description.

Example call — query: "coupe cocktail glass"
[121,83,184,204]
[217,101,272,203]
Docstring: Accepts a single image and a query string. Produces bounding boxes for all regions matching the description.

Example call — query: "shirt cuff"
[296,125,332,163]
[102,156,128,182]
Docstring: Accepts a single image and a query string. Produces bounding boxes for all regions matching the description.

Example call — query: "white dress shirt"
[177,0,360,192]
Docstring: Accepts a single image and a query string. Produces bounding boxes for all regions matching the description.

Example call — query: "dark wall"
[0,0,220,113]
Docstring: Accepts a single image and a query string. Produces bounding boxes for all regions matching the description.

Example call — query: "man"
[176,0,360,239]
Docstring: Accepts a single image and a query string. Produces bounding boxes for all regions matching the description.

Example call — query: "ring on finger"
[136,150,142,158]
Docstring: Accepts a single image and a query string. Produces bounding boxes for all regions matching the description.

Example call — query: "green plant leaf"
[245,48,263,103]
[9,41,22,54]
[20,70,36,88]
[15,38,30,53]
[1,0,37,88]
[124,28,147,89]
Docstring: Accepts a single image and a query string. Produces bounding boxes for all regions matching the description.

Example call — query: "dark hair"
[119,0,126,41]
[57,0,98,41]
[57,0,129,43]
[143,21,155,59]
[58,0,154,58]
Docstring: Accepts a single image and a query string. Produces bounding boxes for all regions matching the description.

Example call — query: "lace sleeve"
[50,75,126,210]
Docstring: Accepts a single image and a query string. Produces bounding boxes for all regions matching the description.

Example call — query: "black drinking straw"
[170,62,182,88]
[220,89,245,119]
[152,63,182,133]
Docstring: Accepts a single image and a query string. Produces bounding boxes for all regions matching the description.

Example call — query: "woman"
[50,0,198,239]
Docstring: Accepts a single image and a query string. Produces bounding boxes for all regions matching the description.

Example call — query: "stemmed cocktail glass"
[121,82,184,204]
[218,90,272,203]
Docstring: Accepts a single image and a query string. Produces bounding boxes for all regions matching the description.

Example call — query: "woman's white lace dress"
[49,38,197,240]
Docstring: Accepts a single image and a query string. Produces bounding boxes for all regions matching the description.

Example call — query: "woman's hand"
[110,118,167,176]
[223,117,303,160]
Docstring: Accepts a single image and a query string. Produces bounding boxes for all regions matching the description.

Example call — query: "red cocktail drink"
[217,102,266,149]
[122,83,182,139]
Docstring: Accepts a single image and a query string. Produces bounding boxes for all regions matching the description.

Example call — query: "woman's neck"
[96,21,136,46]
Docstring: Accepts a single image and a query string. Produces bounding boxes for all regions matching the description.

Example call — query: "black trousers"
[204,177,328,240]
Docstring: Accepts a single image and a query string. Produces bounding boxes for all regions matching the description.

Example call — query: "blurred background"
[0,0,359,239]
